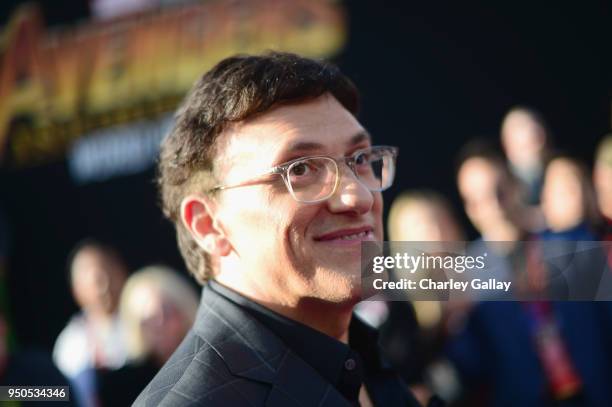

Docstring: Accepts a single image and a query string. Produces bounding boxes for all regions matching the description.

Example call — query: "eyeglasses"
[209,145,398,203]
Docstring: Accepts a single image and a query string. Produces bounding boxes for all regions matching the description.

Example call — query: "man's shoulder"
[133,285,362,407]
[133,328,269,406]
[133,285,279,406]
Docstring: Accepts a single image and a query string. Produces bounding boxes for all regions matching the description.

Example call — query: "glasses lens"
[352,148,396,191]
[287,157,338,202]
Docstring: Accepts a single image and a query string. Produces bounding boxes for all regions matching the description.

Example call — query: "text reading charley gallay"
[370,252,512,293]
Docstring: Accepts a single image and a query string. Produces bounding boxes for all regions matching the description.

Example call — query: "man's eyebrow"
[349,132,371,146]
[284,131,372,153]
[285,141,324,153]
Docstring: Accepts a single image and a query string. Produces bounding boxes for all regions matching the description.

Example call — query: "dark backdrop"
[1,0,610,349]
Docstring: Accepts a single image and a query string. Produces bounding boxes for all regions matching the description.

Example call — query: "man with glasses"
[135,52,429,406]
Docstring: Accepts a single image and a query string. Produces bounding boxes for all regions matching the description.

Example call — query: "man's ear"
[180,195,231,257]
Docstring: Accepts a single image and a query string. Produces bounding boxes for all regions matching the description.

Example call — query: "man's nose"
[326,165,374,215]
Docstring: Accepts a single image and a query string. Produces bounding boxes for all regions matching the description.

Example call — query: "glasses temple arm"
[208,166,283,192]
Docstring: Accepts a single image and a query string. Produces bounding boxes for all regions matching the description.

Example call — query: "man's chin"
[312,266,362,303]
[321,288,362,309]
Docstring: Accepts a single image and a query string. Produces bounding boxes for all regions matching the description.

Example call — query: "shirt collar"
[208,280,384,401]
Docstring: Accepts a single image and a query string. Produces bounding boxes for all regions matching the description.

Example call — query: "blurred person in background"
[500,106,551,205]
[53,240,128,407]
[593,134,612,242]
[447,141,612,407]
[540,156,600,241]
[97,265,198,406]
[379,191,465,404]
[455,140,543,299]
[500,107,550,231]
[593,134,612,274]
[538,155,607,299]
[457,141,526,246]
[387,191,465,243]
[385,191,465,336]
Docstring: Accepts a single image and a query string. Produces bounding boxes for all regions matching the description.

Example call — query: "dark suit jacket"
[134,284,417,406]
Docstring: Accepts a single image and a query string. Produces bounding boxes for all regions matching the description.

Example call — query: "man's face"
[211,94,383,305]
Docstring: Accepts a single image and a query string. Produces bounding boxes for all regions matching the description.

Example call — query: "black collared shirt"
[209,280,425,407]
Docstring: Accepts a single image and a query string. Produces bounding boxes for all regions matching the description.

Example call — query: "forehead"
[71,247,123,279]
[503,111,536,130]
[72,248,107,270]
[217,94,368,173]
[458,158,500,196]
[399,201,437,223]
[546,159,580,180]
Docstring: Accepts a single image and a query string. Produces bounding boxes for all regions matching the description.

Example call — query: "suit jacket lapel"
[193,285,352,407]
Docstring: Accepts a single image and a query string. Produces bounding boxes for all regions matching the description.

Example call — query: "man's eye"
[290,162,310,176]
[354,152,370,166]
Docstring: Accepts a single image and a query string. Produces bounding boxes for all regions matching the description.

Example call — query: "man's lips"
[313,226,375,243]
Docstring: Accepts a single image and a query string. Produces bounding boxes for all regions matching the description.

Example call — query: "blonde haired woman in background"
[357,190,465,404]
[97,265,199,406]
[387,190,465,243]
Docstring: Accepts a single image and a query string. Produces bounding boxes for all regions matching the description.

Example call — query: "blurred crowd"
[0,238,199,406]
[358,107,612,407]
[51,242,199,406]
[0,106,611,406]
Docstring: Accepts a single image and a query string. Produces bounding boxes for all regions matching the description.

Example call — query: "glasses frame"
[209,145,399,203]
